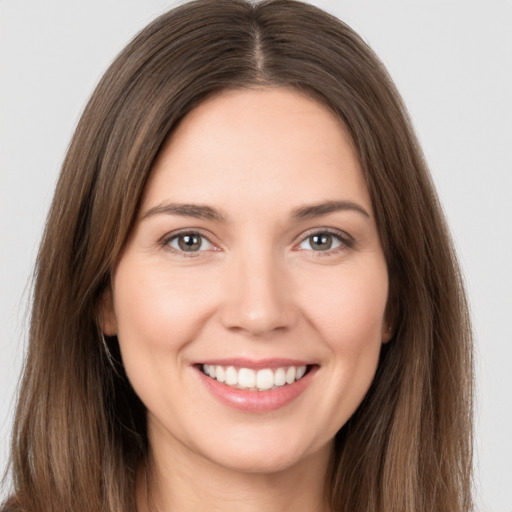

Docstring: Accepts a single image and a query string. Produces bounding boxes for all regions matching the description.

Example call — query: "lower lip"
[197,367,316,413]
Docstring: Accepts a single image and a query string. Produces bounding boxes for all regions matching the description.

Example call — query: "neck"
[137,434,333,512]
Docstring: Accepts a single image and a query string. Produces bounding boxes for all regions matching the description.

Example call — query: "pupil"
[311,234,332,250]
[178,234,201,251]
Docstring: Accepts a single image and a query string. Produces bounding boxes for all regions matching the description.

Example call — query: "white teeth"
[285,366,296,384]
[274,367,286,386]
[238,368,256,389]
[202,364,309,391]
[256,369,274,390]
[216,366,225,383]
[225,366,238,386]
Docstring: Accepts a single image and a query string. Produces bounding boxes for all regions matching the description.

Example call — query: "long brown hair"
[2,1,473,510]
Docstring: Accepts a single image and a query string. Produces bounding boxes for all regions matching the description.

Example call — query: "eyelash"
[160,230,216,258]
[160,228,353,257]
[296,228,354,255]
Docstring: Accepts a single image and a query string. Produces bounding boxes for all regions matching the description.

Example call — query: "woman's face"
[103,87,390,474]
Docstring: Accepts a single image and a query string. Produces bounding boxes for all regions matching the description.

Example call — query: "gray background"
[1,0,511,509]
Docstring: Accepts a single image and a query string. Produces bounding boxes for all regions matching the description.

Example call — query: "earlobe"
[99,287,117,335]
[382,292,397,344]
[381,324,393,344]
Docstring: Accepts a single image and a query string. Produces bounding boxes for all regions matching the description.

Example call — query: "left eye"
[167,233,213,252]
[298,232,345,252]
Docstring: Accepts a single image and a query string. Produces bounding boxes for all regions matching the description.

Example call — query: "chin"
[190,428,332,476]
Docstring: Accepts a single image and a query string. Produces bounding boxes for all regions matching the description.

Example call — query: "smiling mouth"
[200,364,310,391]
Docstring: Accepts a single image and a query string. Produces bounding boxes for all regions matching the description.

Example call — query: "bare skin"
[136,439,333,512]
[103,87,390,511]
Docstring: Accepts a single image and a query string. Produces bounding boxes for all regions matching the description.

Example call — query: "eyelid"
[294,227,354,252]
[160,229,219,255]
[158,226,354,256]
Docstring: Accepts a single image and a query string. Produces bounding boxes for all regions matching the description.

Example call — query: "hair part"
[3,1,473,511]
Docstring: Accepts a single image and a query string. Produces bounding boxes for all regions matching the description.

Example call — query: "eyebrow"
[290,200,370,220]
[141,203,228,222]
[141,199,370,223]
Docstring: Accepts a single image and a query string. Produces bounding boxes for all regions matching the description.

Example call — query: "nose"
[219,249,297,337]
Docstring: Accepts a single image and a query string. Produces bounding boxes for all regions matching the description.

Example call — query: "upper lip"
[194,358,315,370]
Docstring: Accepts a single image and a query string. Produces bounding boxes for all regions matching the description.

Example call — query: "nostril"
[219,295,296,337]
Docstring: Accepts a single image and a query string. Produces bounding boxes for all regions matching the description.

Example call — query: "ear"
[381,284,398,344]
[381,323,393,344]
[99,287,117,335]
[381,297,396,344]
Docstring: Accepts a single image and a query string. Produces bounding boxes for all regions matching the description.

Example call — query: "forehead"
[142,87,371,216]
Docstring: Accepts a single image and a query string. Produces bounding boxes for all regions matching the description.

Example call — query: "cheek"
[301,260,389,348]
[303,262,388,427]
[113,261,218,353]
[111,260,221,413]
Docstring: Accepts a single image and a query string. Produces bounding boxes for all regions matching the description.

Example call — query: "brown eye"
[309,234,333,251]
[298,231,345,252]
[168,233,212,253]
[178,234,201,251]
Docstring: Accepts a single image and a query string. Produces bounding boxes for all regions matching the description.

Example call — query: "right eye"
[298,232,344,252]
[166,232,214,253]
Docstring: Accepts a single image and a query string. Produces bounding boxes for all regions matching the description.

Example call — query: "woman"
[1,0,473,511]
